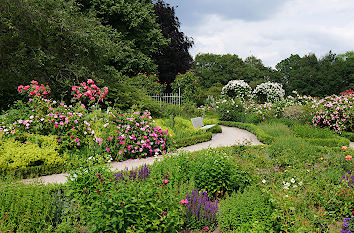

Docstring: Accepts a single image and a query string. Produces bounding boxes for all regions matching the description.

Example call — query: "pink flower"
[163,179,168,184]
[106,147,110,152]
[108,136,113,141]
[203,226,210,232]
[18,85,24,92]
[75,138,79,143]
[345,155,352,160]
[87,79,94,84]
[179,199,189,204]
[342,146,348,150]
[54,124,59,128]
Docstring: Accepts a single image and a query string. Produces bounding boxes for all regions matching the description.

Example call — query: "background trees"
[276,52,354,97]
[152,0,194,87]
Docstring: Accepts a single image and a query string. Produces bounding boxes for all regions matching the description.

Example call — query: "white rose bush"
[222,80,251,99]
[253,82,285,103]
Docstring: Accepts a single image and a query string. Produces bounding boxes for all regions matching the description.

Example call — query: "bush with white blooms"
[253,82,285,103]
[222,80,251,99]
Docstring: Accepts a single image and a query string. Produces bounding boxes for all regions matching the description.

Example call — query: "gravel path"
[22,126,263,184]
[350,142,354,149]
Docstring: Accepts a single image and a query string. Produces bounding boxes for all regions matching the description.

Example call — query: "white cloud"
[181,0,354,67]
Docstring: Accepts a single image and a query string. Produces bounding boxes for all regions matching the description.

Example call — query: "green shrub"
[66,165,184,232]
[0,134,66,178]
[281,105,306,121]
[218,186,275,232]
[216,98,246,122]
[341,131,354,141]
[0,181,65,232]
[292,124,337,139]
[258,121,294,138]
[190,149,251,198]
[267,136,319,167]
[172,132,212,148]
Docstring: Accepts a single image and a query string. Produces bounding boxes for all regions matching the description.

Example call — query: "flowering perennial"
[253,82,285,103]
[18,80,51,98]
[71,79,108,104]
[222,80,251,99]
[312,93,353,133]
[183,189,218,231]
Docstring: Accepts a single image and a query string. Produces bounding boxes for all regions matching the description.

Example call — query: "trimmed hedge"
[220,121,275,144]
[172,132,213,148]
[341,131,354,141]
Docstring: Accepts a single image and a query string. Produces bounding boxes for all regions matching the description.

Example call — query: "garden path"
[22,125,263,184]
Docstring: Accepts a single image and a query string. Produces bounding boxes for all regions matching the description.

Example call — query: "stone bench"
[191,117,216,130]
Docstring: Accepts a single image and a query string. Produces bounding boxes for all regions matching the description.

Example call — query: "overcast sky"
[164,0,354,67]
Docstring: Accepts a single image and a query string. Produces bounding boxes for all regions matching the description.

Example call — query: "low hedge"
[220,121,350,147]
[206,124,222,134]
[341,131,354,141]
[220,121,275,144]
[172,132,213,148]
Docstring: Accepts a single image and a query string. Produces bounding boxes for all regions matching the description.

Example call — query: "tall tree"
[0,0,132,110]
[192,53,245,88]
[75,0,168,76]
[152,0,194,86]
[276,52,352,97]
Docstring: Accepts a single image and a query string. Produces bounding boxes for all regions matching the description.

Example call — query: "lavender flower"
[113,164,150,182]
[183,189,218,230]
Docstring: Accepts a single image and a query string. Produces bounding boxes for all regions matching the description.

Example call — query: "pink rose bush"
[71,79,108,105]
[18,80,51,98]
[0,80,168,163]
[312,91,353,133]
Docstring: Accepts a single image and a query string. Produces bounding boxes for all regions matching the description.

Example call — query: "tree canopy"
[151,0,194,86]
[276,51,353,96]
[0,0,170,111]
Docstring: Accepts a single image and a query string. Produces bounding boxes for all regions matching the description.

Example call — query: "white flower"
[299,181,303,186]
[291,178,295,183]
[262,179,267,184]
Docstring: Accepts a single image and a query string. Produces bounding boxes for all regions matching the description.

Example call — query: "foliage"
[0,135,66,177]
[129,73,165,95]
[152,0,194,86]
[220,121,275,144]
[191,149,251,198]
[172,132,212,148]
[0,181,65,232]
[216,98,246,122]
[107,81,163,117]
[312,93,353,133]
[182,190,218,231]
[218,186,275,232]
[253,81,285,103]
[75,0,168,74]
[267,136,319,167]
[66,165,185,232]
[276,51,354,96]
[221,80,251,99]
[171,72,201,103]
[0,0,140,111]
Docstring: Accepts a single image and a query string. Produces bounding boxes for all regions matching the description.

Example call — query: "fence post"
[178,88,181,105]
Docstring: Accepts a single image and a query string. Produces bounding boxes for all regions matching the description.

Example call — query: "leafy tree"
[0,0,122,110]
[75,0,169,75]
[276,52,353,96]
[152,0,194,86]
[192,53,245,88]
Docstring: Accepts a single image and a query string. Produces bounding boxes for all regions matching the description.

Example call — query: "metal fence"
[149,88,182,106]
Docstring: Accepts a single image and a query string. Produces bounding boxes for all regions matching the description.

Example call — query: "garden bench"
[191,117,216,130]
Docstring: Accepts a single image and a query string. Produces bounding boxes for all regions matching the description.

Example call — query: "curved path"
[22,126,263,184]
